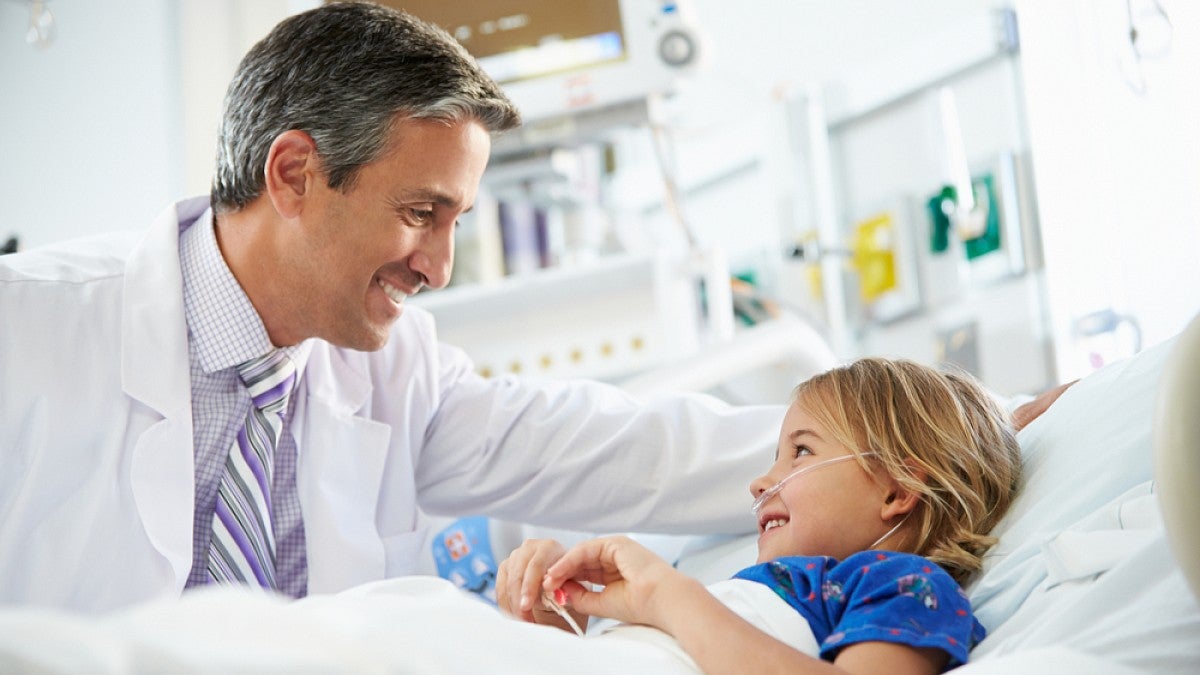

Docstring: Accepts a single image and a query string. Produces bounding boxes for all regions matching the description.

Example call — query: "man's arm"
[1012,380,1078,431]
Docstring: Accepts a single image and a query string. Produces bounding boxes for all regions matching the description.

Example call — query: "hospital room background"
[3,0,1198,399]
[3,0,1198,404]
[2,0,1200,669]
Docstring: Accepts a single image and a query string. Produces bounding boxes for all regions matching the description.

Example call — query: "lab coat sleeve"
[414,334,785,536]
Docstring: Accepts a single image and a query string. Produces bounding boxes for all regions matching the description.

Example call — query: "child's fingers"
[545,539,608,587]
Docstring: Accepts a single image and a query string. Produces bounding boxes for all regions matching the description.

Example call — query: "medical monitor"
[380,0,701,125]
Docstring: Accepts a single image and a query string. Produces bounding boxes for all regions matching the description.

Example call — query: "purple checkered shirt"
[179,207,311,598]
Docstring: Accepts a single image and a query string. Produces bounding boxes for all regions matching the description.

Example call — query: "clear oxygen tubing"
[751,451,910,549]
[751,453,879,514]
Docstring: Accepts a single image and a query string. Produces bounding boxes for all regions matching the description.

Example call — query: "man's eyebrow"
[396,189,464,210]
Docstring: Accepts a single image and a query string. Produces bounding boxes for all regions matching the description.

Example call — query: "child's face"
[749,401,894,563]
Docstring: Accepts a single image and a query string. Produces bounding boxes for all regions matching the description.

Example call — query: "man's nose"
[412,225,455,290]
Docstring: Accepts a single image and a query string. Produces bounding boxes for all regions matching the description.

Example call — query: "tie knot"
[235,350,296,412]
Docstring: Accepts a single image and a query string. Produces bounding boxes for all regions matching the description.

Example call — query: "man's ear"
[264,129,319,219]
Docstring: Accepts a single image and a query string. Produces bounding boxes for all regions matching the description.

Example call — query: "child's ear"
[880,462,926,521]
[881,483,921,521]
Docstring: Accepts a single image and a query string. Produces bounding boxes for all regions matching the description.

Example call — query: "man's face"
[290,117,491,351]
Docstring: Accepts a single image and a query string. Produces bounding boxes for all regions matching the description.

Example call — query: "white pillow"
[967,335,1177,630]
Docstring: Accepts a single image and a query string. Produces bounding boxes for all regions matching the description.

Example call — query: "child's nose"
[748,472,774,499]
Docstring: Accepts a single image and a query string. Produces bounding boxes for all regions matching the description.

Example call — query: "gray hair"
[211,1,521,212]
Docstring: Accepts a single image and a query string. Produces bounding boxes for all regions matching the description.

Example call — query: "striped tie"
[207,350,296,590]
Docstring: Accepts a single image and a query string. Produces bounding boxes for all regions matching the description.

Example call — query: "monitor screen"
[400,1,628,86]
[371,0,695,126]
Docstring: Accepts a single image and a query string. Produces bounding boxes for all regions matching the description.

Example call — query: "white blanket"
[0,577,815,674]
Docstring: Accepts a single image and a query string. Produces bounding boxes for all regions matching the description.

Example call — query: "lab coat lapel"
[296,344,391,594]
[121,199,206,591]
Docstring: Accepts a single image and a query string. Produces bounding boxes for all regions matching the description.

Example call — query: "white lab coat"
[0,197,784,613]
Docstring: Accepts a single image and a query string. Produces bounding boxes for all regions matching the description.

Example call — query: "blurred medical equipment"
[4,0,56,48]
[1071,307,1142,371]
[412,250,738,386]
[1121,0,1174,95]
[772,10,1055,398]
[401,0,756,388]
[619,311,835,404]
[386,0,702,149]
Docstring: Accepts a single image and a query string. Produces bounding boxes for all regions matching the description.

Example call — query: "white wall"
[176,0,314,196]
[0,1,307,252]
[0,0,181,249]
[1016,0,1200,380]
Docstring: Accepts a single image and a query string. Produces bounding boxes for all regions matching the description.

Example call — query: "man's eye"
[410,208,434,222]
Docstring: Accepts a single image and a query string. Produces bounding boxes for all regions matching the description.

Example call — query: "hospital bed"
[1,316,1198,672]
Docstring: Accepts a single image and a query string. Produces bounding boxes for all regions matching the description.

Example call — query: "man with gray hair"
[0,1,782,612]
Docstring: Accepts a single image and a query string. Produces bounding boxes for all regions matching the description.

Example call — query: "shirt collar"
[179,205,312,374]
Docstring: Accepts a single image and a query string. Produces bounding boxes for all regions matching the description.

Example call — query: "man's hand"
[1013,380,1078,431]
[496,538,586,632]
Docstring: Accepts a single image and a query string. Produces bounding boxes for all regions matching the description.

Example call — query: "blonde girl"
[499,358,1021,675]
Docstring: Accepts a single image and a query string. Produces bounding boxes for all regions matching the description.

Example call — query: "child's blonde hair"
[793,358,1021,584]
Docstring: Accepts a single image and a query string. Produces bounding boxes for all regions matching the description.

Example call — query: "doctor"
[0,2,783,612]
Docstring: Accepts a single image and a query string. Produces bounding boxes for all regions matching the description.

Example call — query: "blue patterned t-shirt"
[734,551,984,669]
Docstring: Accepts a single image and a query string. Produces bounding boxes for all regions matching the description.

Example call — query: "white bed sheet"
[968,493,1200,672]
[0,577,816,674]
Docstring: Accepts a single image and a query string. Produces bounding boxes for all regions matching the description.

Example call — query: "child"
[497,358,1022,674]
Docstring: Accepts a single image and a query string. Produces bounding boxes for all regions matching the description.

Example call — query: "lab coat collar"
[121,196,207,591]
[122,197,204,419]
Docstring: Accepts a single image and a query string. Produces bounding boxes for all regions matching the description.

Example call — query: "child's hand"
[496,538,585,631]
[544,535,695,630]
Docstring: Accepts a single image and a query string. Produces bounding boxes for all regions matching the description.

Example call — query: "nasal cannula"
[751,452,879,514]
[751,450,910,549]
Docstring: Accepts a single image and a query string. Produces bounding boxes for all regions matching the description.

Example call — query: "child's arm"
[546,536,946,675]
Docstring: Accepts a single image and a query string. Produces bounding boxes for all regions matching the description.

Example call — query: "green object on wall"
[927,185,956,253]
[963,174,1001,260]
[926,174,1001,260]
